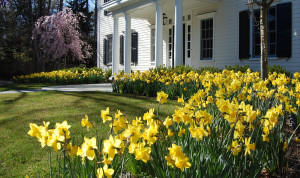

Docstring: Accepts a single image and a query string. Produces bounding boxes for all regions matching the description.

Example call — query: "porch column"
[124,12,131,74]
[112,16,119,75]
[155,1,163,67]
[174,0,183,66]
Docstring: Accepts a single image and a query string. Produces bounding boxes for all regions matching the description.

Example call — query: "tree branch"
[252,0,262,6]
[267,0,275,8]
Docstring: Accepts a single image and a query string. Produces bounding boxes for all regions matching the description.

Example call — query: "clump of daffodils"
[29,69,300,177]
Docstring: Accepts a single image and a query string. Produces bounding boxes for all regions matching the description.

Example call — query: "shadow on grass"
[0,83,55,92]
[59,91,174,119]
[3,92,27,105]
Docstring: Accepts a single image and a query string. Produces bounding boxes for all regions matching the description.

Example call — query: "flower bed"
[13,68,112,85]
[28,69,300,177]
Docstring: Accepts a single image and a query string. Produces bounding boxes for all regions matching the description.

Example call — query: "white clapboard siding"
[98,0,300,73]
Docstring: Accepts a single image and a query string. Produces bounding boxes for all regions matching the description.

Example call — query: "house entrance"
[169,24,186,67]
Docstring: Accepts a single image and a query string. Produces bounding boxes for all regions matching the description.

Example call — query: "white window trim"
[185,22,192,66]
[196,12,216,61]
[149,25,156,65]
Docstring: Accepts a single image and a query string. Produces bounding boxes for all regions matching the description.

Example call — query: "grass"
[0,83,56,92]
[0,91,177,177]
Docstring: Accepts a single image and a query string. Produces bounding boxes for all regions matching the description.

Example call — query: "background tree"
[67,0,96,67]
[249,0,275,80]
[32,8,91,69]
[0,0,68,79]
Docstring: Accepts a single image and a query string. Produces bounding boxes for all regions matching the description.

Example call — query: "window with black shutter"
[239,10,250,59]
[131,32,138,64]
[103,35,112,65]
[103,38,108,65]
[239,2,292,59]
[276,2,292,58]
[120,35,124,65]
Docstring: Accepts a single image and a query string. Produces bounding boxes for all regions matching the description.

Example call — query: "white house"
[97,0,300,74]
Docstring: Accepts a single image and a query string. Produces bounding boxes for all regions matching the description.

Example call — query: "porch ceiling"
[110,0,220,24]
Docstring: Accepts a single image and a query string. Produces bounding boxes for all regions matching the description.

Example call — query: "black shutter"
[131,32,138,64]
[276,2,292,58]
[103,38,108,65]
[239,10,250,59]
[120,35,124,65]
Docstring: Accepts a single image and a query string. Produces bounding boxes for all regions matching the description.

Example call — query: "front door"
[169,24,186,67]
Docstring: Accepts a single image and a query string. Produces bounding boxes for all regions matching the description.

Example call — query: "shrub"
[13,67,111,84]
[268,65,292,77]
[225,64,252,73]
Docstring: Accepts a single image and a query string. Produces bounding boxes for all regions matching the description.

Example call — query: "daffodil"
[102,135,124,159]
[156,91,168,104]
[81,137,97,160]
[81,114,93,130]
[96,165,114,178]
[101,107,112,123]
[244,137,255,156]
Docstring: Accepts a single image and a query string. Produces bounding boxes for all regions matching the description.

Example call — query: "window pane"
[201,19,213,59]
[268,8,275,20]
[202,30,205,38]
[255,34,260,44]
[269,32,276,43]
[269,20,275,31]
[201,21,205,28]
[269,44,275,56]
[255,45,260,56]
[252,7,277,58]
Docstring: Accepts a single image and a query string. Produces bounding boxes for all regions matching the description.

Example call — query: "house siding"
[99,8,155,72]
[98,0,300,73]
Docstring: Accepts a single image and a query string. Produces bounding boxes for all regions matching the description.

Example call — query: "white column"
[124,12,131,74]
[112,16,119,76]
[155,1,163,67]
[174,0,183,66]
[96,0,101,68]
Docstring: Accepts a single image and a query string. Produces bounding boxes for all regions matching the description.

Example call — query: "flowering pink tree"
[33,8,91,69]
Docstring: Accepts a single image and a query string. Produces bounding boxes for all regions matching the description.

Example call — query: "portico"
[100,0,221,74]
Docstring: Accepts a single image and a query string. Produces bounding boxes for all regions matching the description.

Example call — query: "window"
[118,32,138,65]
[103,34,112,65]
[151,29,155,62]
[252,7,276,58]
[239,2,292,59]
[201,18,213,60]
[168,28,173,60]
[187,25,191,58]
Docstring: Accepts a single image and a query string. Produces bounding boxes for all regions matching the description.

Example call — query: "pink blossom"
[32,8,91,62]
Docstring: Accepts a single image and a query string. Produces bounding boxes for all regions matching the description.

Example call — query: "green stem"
[49,151,52,178]
[120,152,126,176]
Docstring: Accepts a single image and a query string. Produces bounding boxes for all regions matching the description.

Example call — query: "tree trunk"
[64,57,67,69]
[86,0,89,12]
[59,0,63,11]
[94,0,97,39]
[48,0,51,15]
[29,0,39,72]
[260,0,269,80]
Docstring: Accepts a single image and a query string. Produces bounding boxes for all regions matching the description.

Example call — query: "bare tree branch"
[267,0,275,8]
[252,0,262,6]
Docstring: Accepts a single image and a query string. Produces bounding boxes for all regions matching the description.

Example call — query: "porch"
[101,0,220,74]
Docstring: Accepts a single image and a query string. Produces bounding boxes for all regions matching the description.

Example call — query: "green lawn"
[0,83,55,92]
[0,91,177,177]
